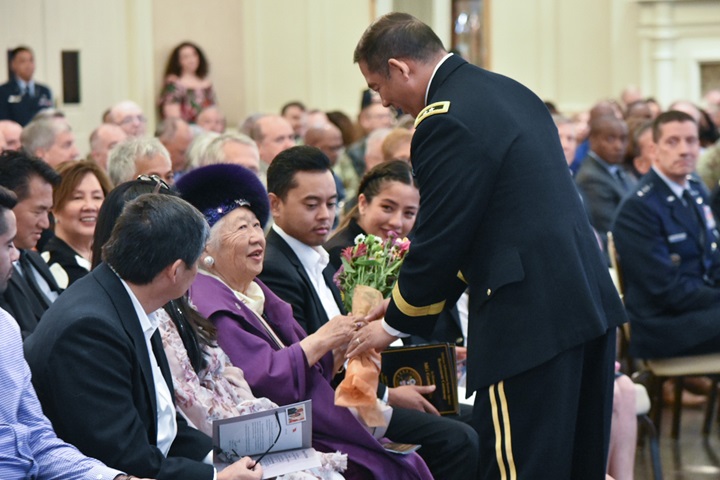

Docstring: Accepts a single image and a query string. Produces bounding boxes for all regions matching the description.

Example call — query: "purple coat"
[189,274,432,480]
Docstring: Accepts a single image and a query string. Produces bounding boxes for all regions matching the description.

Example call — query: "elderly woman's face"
[206,207,265,286]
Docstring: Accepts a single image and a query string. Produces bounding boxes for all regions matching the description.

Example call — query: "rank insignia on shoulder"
[637,184,652,197]
[414,101,450,128]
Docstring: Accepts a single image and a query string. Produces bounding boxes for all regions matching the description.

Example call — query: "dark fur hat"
[176,164,269,228]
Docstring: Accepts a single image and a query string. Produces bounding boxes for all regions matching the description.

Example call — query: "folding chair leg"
[651,376,664,436]
[638,414,663,480]
[672,377,683,439]
[705,377,719,435]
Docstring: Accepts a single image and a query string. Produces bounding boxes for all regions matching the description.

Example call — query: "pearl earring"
[203,256,215,267]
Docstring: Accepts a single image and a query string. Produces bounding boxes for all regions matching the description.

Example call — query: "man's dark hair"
[652,110,697,143]
[353,12,445,75]
[280,101,306,116]
[10,46,32,62]
[102,194,208,285]
[267,146,331,201]
[0,150,61,201]
[0,186,18,236]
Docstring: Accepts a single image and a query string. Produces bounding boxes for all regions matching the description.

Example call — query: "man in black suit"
[0,150,61,338]
[260,146,479,480]
[24,194,261,480]
[575,115,634,248]
[613,110,720,358]
[0,46,53,126]
[349,13,626,479]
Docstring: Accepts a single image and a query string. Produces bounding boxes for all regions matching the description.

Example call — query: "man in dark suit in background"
[575,115,634,248]
[261,146,479,480]
[0,150,61,338]
[0,46,53,126]
[24,194,261,480]
[349,13,626,479]
[612,110,720,359]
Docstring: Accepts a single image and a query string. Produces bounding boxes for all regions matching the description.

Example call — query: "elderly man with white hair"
[21,118,79,167]
[88,123,127,170]
[107,137,173,187]
[199,133,260,175]
[108,101,147,137]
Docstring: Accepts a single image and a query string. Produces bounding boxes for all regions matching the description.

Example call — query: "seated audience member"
[575,115,633,248]
[363,127,391,174]
[327,110,362,198]
[88,123,127,170]
[156,117,194,177]
[248,114,296,183]
[0,120,22,150]
[21,118,79,168]
[91,178,346,479]
[108,100,147,137]
[281,101,307,142]
[627,120,655,181]
[186,131,220,170]
[196,106,226,133]
[326,161,418,269]
[257,147,479,479]
[346,103,395,177]
[381,128,413,163]
[159,42,216,124]
[0,186,145,480]
[24,193,261,480]
[552,114,578,168]
[177,162,433,480]
[612,111,720,358]
[304,124,347,217]
[571,101,623,174]
[200,133,261,175]
[107,137,174,186]
[41,161,112,288]
[0,150,61,337]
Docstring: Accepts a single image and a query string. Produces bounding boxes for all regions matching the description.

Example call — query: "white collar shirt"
[424,53,454,106]
[119,278,177,457]
[273,224,342,321]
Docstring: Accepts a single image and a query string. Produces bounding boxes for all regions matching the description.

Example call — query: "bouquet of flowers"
[333,233,411,427]
[334,233,411,313]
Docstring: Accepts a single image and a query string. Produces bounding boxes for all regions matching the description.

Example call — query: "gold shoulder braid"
[414,101,450,128]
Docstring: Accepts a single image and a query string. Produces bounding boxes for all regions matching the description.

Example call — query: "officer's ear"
[387,58,411,79]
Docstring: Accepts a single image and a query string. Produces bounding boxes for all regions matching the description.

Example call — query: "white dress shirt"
[119,278,177,457]
[273,224,342,321]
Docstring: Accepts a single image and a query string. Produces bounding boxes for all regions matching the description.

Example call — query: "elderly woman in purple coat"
[177,164,432,480]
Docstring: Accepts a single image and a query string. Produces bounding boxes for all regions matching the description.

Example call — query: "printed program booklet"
[213,399,321,478]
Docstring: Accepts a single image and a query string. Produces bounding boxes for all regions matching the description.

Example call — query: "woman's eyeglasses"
[136,174,170,193]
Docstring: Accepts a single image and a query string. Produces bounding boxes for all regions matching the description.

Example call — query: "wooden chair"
[608,231,720,440]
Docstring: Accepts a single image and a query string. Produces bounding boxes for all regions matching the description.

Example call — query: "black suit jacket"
[575,153,634,244]
[0,79,53,126]
[259,229,344,334]
[24,263,213,480]
[0,249,61,338]
[384,54,627,392]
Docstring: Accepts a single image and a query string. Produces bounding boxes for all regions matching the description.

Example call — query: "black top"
[41,235,90,288]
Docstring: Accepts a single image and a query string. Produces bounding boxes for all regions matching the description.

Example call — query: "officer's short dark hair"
[267,146,331,201]
[652,110,697,143]
[354,12,445,76]
[102,194,208,285]
[0,186,18,237]
[10,46,32,62]
[0,150,61,201]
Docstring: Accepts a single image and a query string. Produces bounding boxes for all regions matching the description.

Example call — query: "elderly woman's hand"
[299,314,364,367]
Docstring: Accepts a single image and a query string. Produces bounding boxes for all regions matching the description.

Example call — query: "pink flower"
[341,246,354,263]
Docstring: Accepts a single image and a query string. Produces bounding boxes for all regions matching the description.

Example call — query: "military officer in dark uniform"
[347,12,626,480]
[612,110,720,359]
[0,46,53,126]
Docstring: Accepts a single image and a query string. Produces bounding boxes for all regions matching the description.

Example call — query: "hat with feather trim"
[176,164,269,228]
